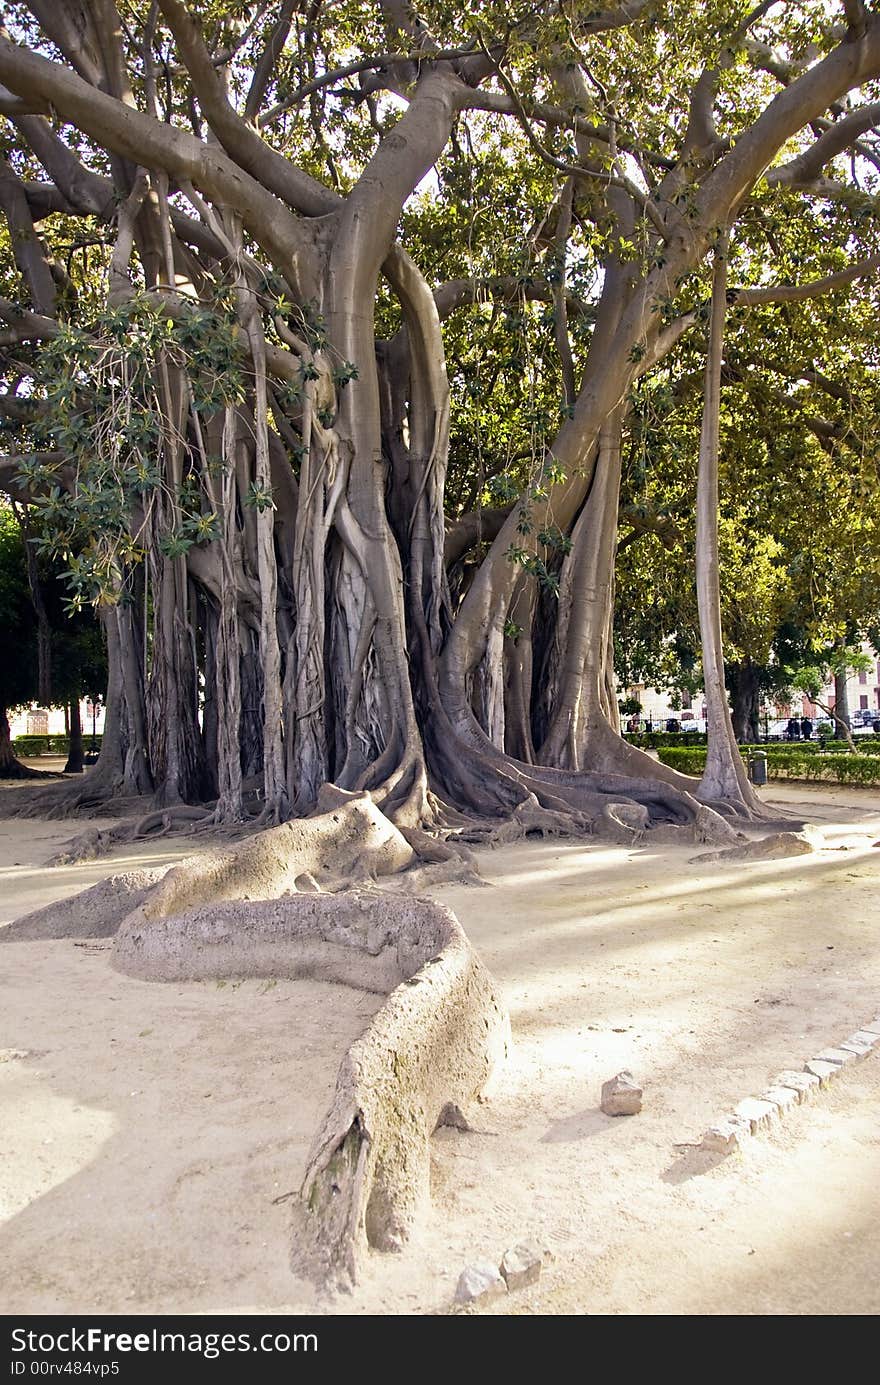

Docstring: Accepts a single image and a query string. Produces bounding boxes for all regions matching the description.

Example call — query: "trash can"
[749,750,767,786]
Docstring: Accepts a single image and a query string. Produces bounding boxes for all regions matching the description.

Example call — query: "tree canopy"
[0,0,878,835]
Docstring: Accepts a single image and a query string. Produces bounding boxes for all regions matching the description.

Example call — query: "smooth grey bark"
[695,235,762,815]
[833,656,852,735]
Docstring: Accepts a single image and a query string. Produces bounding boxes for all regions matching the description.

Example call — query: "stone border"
[700,1017,880,1154]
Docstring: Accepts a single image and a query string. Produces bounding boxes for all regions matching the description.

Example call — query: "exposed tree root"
[47,807,214,865]
[0,759,60,781]
[393,826,485,889]
[1,866,173,941]
[432,709,742,846]
[115,891,509,1288]
[690,829,821,864]
[7,776,144,821]
[451,793,592,847]
[4,795,509,1288]
[592,801,650,845]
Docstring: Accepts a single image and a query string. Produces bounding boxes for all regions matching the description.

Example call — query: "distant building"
[10,700,106,741]
[619,642,880,734]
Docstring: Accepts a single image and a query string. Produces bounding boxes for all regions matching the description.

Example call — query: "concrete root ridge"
[6,796,510,1288]
[116,893,509,1288]
[0,865,173,940]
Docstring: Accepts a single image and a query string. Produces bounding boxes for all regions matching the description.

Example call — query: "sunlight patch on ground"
[0,1071,117,1222]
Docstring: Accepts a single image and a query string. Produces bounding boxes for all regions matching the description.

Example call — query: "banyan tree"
[2,0,880,848]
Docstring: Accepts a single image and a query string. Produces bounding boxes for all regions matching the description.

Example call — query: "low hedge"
[657,745,880,787]
[13,735,51,756]
[13,733,102,757]
[626,732,880,754]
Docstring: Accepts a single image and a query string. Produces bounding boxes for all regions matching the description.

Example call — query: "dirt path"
[1,781,879,1315]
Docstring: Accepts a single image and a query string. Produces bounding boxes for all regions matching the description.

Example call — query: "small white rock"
[601,1071,643,1116]
[701,1117,751,1154]
[733,1097,779,1134]
[804,1058,839,1086]
[761,1085,799,1113]
[775,1070,821,1102]
[455,1261,508,1305]
[500,1243,542,1291]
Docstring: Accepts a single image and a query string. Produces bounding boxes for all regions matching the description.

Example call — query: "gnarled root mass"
[47,807,214,866]
[3,794,509,1288]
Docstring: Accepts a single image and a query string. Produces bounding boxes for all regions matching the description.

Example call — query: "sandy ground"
[1,777,879,1315]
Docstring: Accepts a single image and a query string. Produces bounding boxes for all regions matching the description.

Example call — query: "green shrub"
[13,734,51,757]
[47,734,102,754]
[655,747,707,776]
[657,745,880,787]
[12,732,102,757]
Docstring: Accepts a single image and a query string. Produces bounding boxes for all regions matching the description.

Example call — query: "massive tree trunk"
[1,3,878,837]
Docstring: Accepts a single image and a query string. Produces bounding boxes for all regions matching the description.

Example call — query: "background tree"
[790,646,875,748]
[0,504,39,775]
[0,503,106,776]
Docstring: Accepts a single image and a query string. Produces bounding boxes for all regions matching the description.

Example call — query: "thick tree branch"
[244,0,296,122]
[432,274,590,321]
[729,252,880,304]
[768,100,880,186]
[0,82,49,116]
[0,156,57,315]
[0,33,319,293]
[444,505,514,569]
[699,16,880,227]
[0,297,59,343]
[156,0,336,219]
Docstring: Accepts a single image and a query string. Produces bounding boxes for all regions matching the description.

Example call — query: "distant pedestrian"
[786,716,801,741]
[800,716,812,740]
